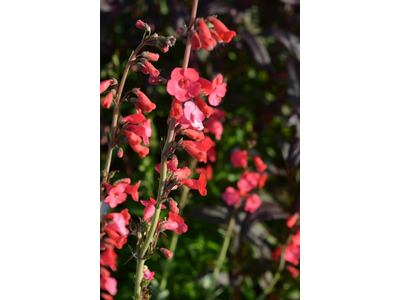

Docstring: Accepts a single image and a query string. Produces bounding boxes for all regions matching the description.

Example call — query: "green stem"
[100,40,149,213]
[206,207,238,300]
[159,159,197,290]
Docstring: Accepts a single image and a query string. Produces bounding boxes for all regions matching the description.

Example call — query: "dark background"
[100,0,300,299]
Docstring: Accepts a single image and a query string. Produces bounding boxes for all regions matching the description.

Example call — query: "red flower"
[131,88,156,112]
[230,149,248,168]
[182,128,205,142]
[105,212,130,236]
[101,90,116,109]
[193,96,214,118]
[195,164,213,180]
[162,211,188,234]
[104,227,127,249]
[142,51,159,61]
[285,243,300,266]
[207,74,227,106]
[210,29,223,43]
[191,32,202,50]
[170,98,183,119]
[169,199,179,214]
[122,111,147,124]
[100,247,118,271]
[253,155,267,172]
[143,60,160,76]
[124,130,142,145]
[181,141,207,163]
[204,115,223,140]
[208,16,236,43]
[166,67,201,102]
[135,20,150,31]
[100,267,117,296]
[197,18,216,51]
[287,215,297,228]
[140,198,157,221]
[124,180,141,201]
[100,79,116,94]
[180,173,207,196]
[258,173,268,189]
[244,194,262,214]
[286,265,300,278]
[129,143,149,158]
[222,187,241,206]
[173,166,191,180]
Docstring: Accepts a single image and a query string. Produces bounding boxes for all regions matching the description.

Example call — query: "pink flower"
[169,199,179,214]
[162,211,188,234]
[204,115,223,140]
[237,171,260,192]
[104,227,127,249]
[166,67,201,102]
[105,212,130,236]
[103,184,127,208]
[155,160,178,173]
[222,187,241,206]
[287,215,297,228]
[231,149,248,168]
[140,198,157,221]
[244,194,262,214]
[100,267,117,296]
[207,74,227,106]
[131,88,156,112]
[143,266,155,281]
[177,101,205,131]
[285,243,300,266]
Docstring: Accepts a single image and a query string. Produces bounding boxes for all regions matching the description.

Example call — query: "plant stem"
[133,0,199,296]
[159,159,197,291]
[100,41,148,212]
[206,207,238,300]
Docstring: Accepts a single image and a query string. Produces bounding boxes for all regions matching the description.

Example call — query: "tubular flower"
[258,173,268,189]
[244,194,262,214]
[204,115,223,140]
[104,227,127,249]
[169,199,179,214]
[162,211,188,234]
[222,186,241,206]
[135,19,150,31]
[141,51,159,61]
[253,155,267,172]
[191,31,202,50]
[101,90,116,109]
[197,18,216,51]
[173,166,191,180]
[195,164,213,180]
[124,130,142,145]
[181,141,207,163]
[180,173,207,196]
[208,16,237,43]
[100,247,118,271]
[166,67,201,102]
[122,110,147,125]
[100,78,116,94]
[230,149,248,168]
[131,88,156,112]
[137,62,149,74]
[123,180,141,201]
[143,266,155,281]
[100,267,118,296]
[170,98,184,119]
[143,60,160,76]
[105,212,130,236]
[181,129,205,142]
[193,96,214,118]
[210,29,223,43]
[129,143,149,158]
[140,198,157,221]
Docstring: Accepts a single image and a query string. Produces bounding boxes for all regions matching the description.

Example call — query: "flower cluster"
[178,16,236,52]
[221,150,268,214]
[271,213,300,278]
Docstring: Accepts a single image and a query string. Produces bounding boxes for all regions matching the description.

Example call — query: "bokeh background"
[100,0,300,299]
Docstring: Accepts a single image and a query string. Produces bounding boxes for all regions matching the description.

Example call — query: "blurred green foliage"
[101,0,300,299]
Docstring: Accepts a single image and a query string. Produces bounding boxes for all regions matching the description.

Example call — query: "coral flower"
[170,98,183,119]
[100,79,116,94]
[191,32,202,50]
[231,149,248,168]
[104,184,127,208]
[180,173,207,196]
[253,155,267,172]
[237,171,260,192]
[131,88,156,113]
[162,211,188,234]
[208,16,237,43]
[101,90,116,109]
[160,248,174,258]
[166,67,201,102]
[197,18,216,50]
[177,101,205,131]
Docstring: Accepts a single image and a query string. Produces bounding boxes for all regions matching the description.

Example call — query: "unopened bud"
[141,51,159,61]
[135,19,151,31]
[136,62,149,74]
[148,75,167,85]
[160,248,174,258]
[176,27,185,35]
[117,148,123,158]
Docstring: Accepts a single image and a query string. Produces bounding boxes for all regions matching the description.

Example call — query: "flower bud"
[136,62,149,74]
[142,59,160,76]
[176,27,185,35]
[148,75,167,85]
[101,89,116,109]
[141,51,159,61]
[135,19,151,31]
[160,248,174,258]
[169,199,179,214]
[191,32,202,50]
[117,148,123,158]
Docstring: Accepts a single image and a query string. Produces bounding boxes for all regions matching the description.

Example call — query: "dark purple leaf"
[263,28,300,60]
[240,32,271,69]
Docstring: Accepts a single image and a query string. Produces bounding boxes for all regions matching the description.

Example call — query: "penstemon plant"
[100,0,238,299]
